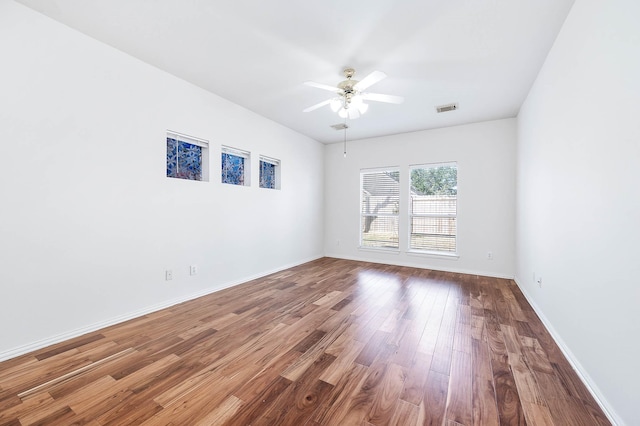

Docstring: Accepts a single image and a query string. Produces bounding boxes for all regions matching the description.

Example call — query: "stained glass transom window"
[221,146,250,186]
[166,137,204,181]
[259,157,279,189]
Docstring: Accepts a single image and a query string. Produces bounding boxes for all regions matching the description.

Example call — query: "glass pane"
[410,217,457,252]
[411,195,456,215]
[260,160,276,189]
[361,171,400,215]
[222,152,245,185]
[167,138,202,181]
[361,215,399,249]
[409,164,457,253]
[410,165,457,196]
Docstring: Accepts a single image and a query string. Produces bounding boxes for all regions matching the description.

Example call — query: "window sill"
[358,247,401,255]
[406,250,459,260]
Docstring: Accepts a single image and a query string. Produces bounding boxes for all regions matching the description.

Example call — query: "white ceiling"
[17,0,575,144]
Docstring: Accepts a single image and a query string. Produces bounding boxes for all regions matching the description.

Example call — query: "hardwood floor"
[0,258,610,425]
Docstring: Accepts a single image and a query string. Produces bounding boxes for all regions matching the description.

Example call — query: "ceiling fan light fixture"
[357,102,369,114]
[303,68,403,120]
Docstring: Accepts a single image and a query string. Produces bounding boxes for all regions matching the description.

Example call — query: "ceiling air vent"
[330,123,349,130]
[436,103,458,113]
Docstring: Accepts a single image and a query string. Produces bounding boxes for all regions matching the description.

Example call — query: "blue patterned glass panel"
[166,138,202,181]
[221,152,245,185]
[166,138,178,177]
[260,160,276,189]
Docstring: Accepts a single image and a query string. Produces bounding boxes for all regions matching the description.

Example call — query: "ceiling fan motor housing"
[338,69,358,108]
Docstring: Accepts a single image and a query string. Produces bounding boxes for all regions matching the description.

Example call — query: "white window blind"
[221,145,250,158]
[167,130,209,148]
[360,168,400,249]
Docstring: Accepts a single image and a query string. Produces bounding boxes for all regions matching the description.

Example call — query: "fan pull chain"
[343,117,348,158]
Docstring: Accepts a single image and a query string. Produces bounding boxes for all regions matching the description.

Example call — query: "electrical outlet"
[487,251,493,260]
[190,265,198,276]
[537,277,543,288]
[337,239,341,246]
[165,270,173,281]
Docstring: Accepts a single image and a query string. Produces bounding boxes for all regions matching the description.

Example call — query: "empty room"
[0,0,637,425]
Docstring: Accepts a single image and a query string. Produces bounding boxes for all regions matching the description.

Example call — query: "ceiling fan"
[303,68,404,119]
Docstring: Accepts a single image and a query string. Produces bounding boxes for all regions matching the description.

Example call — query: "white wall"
[324,119,516,278]
[0,1,324,359]
[516,0,640,424]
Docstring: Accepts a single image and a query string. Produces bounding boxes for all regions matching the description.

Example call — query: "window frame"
[359,167,401,251]
[408,162,458,256]
[259,155,281,190]
[166,130,209,182]
[221,145,251,186]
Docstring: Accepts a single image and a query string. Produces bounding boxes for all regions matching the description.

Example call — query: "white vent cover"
[330,123,349,130]
[436,103,458,113]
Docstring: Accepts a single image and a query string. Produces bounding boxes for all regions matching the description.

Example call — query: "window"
[259,156,280,189]
[221,146,250,186]
[166,131,209,181]
[409,163,457,253]
[360,168,400,249]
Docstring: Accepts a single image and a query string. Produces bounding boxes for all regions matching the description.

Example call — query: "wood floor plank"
[366,362,407,425]
[491,352,527,425]
[0,258,610,426]
[311,363,368,425]
[220,375,292,426]
[252,353,335,425]
[193,395,244,426]
[319,340,366,386]
[522,401,555,426]
[471,338,499,426]
[399,351,432,405]
[337,344,396,425]
[389,399,420,426]
[419,370,450,426]
[445,350,473,426]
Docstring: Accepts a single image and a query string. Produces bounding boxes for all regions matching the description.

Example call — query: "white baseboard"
[513,276,622,426]
[324,253,515,280]
[0,255,323,363]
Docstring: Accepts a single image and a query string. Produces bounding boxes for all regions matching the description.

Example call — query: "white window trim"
[259,155,280,166]
[406,250,460,259]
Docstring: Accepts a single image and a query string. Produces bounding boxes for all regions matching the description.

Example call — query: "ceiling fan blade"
[304,81,341,93]
[354,70,387,91]
[360,92,404,104]
[303,98,333,112]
